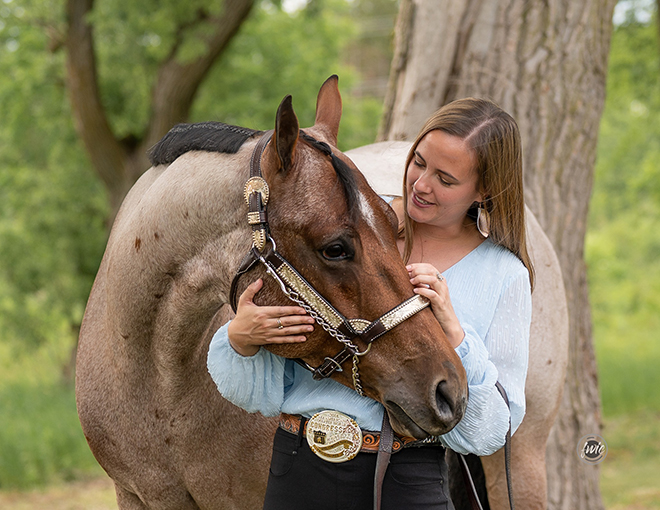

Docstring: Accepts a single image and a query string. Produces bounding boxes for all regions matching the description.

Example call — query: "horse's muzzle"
[383,367,468,439]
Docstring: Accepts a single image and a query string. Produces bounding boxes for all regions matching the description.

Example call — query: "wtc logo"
[577,434,608,464]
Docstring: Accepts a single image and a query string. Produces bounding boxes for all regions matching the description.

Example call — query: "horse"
[76,76,469,510]
[347,142,570,510]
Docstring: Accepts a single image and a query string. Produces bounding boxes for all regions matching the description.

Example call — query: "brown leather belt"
[279,413,434,454]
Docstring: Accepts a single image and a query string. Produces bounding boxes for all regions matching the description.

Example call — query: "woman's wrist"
[446,323,465,348]
[227,323,260,357]
[229,339,259,357]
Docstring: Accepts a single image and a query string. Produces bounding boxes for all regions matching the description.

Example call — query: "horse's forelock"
[299,132,360,222]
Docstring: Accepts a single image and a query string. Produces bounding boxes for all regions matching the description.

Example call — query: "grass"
[594,326,660,417]
[0,477,117,510]
[0,340,105,490]
[0,382,105,490]
[592,308,660,508]
[599,412,660,509]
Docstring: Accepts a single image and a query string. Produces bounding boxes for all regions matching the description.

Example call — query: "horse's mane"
[147,122,358,219]
[148,122,262,166]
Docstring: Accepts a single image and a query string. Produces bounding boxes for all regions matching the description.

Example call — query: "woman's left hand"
[407,263,465,348]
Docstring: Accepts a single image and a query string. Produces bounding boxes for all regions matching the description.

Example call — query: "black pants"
[263,427,454,510]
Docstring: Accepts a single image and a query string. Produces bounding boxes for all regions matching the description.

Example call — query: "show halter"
[229,130,430,396]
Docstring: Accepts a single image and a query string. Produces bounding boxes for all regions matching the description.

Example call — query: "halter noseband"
[229,130,430,396]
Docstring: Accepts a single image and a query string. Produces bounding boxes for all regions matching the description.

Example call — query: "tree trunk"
[379,1,616,508]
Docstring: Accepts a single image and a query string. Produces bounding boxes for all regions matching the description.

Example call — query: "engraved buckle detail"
[306,410,362,463]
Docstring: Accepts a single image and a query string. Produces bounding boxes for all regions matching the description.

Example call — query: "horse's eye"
[321,244,348,261]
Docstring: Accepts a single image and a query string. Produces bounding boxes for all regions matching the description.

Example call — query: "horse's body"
[347,142,570,509]
[77,78,469,509]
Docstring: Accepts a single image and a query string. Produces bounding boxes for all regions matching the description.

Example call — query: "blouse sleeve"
[440,270,531,456]
[206,321,287,416]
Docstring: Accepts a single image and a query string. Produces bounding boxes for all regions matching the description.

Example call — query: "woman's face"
[406,129,482,231]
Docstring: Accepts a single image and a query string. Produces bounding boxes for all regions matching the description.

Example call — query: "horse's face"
[251,77,467,438]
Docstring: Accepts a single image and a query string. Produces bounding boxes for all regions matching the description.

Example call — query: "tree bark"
[64,0,255,217]
[379,1,616,508]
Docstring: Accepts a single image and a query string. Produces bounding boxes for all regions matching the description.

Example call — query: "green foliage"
[0,339,104,489]
[0,382,103,489]
[587,8,660,416]
[191,0,382,150]
[84,0,385,146]
[0,1,109,355]
[88,0,232,137]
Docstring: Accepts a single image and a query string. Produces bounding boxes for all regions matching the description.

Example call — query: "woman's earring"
[477,203,490,238]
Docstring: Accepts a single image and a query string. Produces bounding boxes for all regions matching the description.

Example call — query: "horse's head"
[242,76,467,438]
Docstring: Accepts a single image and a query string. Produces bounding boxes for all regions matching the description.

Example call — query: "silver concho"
[306,410,363,463]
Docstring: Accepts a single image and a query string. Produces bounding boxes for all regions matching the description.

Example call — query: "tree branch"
[65,0,127,197]
[140,0,255,174]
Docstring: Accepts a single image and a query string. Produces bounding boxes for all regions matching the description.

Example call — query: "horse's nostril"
[435,380,455,419]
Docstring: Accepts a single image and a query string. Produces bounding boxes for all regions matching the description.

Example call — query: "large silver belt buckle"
[305,410,363,463]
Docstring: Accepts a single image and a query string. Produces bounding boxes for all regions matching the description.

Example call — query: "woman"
[207,98,533,509]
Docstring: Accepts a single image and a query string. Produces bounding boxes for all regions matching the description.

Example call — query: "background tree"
[378,0,616,508]
[62,0,255,217]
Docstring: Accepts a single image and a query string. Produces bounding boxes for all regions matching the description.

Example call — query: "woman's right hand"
[227,278,315,357]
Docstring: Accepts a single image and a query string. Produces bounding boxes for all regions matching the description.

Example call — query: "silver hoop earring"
[477,204,490,238]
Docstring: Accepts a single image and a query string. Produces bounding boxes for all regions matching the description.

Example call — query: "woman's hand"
[227,279,315,357]
[407,263,465,348]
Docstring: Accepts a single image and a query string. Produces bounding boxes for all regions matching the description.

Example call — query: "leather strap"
[373,412,394,510]
[457,453,484,510]
[278,413,418,454]
[249,130,273,178]
[457,381,515,510]
[229,248,260,312]
[495,381,515,510]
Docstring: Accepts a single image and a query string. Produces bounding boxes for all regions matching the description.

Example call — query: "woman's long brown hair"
[401,98,535,289]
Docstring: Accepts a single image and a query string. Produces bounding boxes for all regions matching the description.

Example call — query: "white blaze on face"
[358,191,387,248]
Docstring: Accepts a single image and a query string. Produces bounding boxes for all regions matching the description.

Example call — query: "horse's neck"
[103,149,252,373]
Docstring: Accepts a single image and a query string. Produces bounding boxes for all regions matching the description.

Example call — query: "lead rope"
[495,381,515,510]
[374,413,394,510]
[457,381,515,510]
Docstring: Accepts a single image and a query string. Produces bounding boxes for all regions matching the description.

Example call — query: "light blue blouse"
[207,238,532,456]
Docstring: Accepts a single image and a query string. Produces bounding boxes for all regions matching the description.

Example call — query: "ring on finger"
[277,318,283,329]
[436,272,444,282]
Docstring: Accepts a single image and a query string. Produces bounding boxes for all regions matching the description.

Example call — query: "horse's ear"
[314,75,342,146]
[272,94,299,173]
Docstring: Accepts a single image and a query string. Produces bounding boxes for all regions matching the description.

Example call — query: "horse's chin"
[384,402,454,440]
